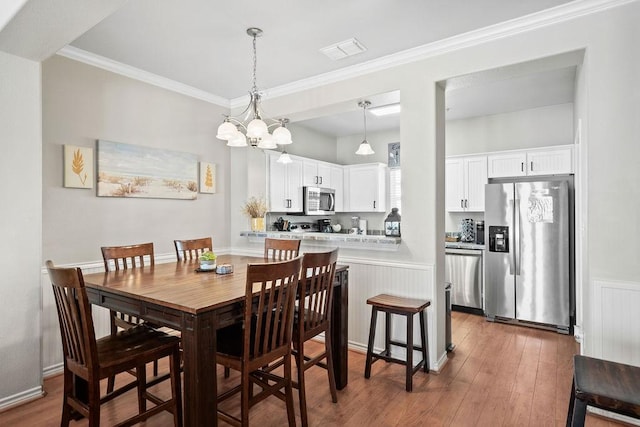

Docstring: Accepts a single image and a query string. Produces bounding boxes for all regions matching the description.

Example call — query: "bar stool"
[567,355,640,426]
[364,293,430,392]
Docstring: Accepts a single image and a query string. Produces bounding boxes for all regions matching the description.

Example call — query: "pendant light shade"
[356,100,375,156]
[277,150,292,164]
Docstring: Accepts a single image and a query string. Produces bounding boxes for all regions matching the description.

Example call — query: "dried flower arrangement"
[242,196,267,218]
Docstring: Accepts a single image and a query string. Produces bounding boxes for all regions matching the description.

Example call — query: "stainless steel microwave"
[303,187,335,215]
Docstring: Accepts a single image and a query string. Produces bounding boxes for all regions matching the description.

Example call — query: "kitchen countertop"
[445,242,486,250]
[241,231,401,251]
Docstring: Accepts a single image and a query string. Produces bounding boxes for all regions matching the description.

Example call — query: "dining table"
[82,254,349,427]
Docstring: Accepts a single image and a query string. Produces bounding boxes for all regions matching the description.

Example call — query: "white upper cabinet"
[344,163,387,212]
[330,165,344,212]
[303,159,333,187]
[267,152,303,213]
[445,155,487,212]
[487,145,574,178]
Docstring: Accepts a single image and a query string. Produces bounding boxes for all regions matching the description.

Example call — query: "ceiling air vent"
[320,38,367,60]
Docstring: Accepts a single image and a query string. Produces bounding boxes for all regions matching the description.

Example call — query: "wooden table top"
[83,255,264,314]
[83,254,348,315]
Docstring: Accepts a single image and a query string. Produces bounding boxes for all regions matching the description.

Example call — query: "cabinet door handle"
[521,162,524,172]
[319,176,323,185]
[461,199,464,209]
[465,199,468,208]
[373,201,376,209]
[530,161,534,172]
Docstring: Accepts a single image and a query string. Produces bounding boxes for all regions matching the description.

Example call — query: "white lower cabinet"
[488,145,574,178]
[344,163,387,212]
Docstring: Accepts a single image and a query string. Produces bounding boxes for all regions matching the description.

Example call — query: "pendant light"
[355,100,375,155]
[216,28,293,150]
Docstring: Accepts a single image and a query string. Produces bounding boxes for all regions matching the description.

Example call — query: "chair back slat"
[174,237,213,261]
[264,238,301,261]
[300,249,339,334]
[245,257,301,361]
[101,242,154,271]
[47,260,97,371]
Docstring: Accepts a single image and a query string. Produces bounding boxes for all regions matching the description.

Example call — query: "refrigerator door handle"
[508,199,516,275]
[514,198,521,276]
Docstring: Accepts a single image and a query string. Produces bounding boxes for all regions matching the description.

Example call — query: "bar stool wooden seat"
[567,355,640,426]
[364,294,430,392]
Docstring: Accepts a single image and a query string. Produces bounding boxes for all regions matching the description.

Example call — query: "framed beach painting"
[64,145,94,189]
[199,162,216,194]
[97,140,198,200]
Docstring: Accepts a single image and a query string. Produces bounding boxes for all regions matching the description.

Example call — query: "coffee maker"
[317,218,332,233]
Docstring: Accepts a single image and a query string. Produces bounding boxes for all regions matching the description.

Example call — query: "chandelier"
[355,100,375,155]
[216,28,292,150]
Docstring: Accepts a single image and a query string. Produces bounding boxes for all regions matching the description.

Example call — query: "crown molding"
[58,0,631,110]
[56,45,230,108]
[254,0,633,103]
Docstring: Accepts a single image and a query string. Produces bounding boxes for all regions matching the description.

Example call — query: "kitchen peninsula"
[240,230,401,250]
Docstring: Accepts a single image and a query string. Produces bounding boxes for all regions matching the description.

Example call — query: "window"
[389,168,401,213]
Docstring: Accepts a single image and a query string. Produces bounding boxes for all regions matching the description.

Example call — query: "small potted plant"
[242,196,267,232]
[199,250,217,270]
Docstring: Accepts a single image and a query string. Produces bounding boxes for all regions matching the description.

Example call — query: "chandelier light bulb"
[227,131,248,147]
[246,118,269,139]
[273,126,292,145]
[216,121,237,140]
[257,133,277,149]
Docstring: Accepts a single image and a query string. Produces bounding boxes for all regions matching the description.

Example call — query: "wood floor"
[0,311,628,426]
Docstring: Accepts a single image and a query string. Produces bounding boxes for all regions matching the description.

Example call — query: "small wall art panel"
[199,161,216,194]
[64,145,94,189]
[97,140,198,200]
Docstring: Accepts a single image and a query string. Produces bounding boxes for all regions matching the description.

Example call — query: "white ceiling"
[0,0,582,136]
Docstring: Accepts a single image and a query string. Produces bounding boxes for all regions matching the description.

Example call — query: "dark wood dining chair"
[264,237,301,261]
[46,260,182,427]
[174,237,213,261]
[215,256,302,426]
[293,248,340,427]
[101,242,160,392]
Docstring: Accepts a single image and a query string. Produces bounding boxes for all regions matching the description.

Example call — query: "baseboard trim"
[0,386,44,413]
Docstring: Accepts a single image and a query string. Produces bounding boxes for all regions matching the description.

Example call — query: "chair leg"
[241,369,250,427]
[419,310,429,372]
[296,340,309,427]
[88,378,101,427]
[224,366,230,378]
[324,327,338,403]
[284,354,296,427]
[406,313,414,392]
[153,360,159,378]
[571,398,587,427]
[61,370,73,427]
[364,307,378,379]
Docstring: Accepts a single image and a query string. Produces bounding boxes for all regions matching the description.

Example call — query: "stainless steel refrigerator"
[484,180,571,332]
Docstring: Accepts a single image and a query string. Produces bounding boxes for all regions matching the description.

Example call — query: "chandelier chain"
[252,33,258,93]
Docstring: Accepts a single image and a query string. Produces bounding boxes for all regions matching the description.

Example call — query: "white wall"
[445,103,574,156]
[42,56,231,263]
[0,51,42,405]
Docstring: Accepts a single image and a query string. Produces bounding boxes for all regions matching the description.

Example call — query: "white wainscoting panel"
[340,257,441,370]
[592,278,640,365]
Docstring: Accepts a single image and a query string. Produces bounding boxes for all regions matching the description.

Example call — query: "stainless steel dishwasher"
[445,248,483,312]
